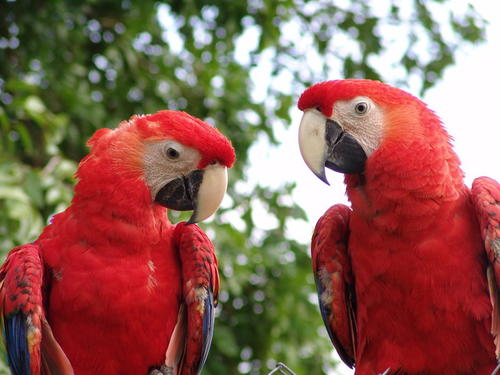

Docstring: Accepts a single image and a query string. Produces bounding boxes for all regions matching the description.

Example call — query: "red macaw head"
[297,79,445,184]
[79,110,235,223]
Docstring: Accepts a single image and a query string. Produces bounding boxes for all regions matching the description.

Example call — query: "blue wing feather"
[5,312,31,375]
[198,290,215,373]
[1,244,74,375]
[313,276,337,346]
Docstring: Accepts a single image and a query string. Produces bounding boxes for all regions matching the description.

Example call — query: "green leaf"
[23,170,44,208]
[214,325,239,357]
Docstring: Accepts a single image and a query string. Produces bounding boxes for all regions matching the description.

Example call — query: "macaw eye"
[166,147,180,160]
[163,141,183,160]
[354,102,369,115]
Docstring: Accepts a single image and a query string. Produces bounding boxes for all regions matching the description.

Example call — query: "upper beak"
[154,164,228,224]
[298,110,330,184]
[298,110,367,184]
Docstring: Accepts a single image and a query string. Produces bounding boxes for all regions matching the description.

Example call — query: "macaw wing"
[165,223,219,375]
[311,204,356,368]
[0,243,73,375]
[471,177,500,358]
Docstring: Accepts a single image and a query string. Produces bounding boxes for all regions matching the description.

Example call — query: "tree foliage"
[0,1,485,374]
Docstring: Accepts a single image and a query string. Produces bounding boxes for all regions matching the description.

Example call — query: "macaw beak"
[298,110,367,184]
[154,163,228,224]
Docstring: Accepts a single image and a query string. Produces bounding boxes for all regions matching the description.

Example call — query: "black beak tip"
[316,172,330,185]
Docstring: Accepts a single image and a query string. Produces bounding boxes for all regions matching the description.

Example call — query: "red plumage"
[0,110,235,375]
[298,79,419,117]
[301,80,500,374]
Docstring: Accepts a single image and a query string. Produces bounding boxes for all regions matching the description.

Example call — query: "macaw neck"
[52,173,172,248]
[344,130,466,234]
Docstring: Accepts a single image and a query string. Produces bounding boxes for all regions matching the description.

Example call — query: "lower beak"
[298,110,367,184]
[154,164,228,224]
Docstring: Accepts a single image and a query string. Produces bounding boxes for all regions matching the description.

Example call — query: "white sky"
[245,1,500,373]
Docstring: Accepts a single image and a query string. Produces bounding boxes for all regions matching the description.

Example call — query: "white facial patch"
[143,140,201,199]
[332,96,384,156]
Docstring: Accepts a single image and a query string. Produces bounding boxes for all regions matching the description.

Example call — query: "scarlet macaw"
[297,79,500,375]
[0,110,235,375]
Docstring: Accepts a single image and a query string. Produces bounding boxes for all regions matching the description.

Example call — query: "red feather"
[0,244,73,375]
[298,79,421,117]
[173,223,219,375]
[311,204,356,368]
[472,177,500,358]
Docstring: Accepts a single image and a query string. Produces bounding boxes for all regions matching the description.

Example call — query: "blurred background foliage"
[0,0,485,374]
